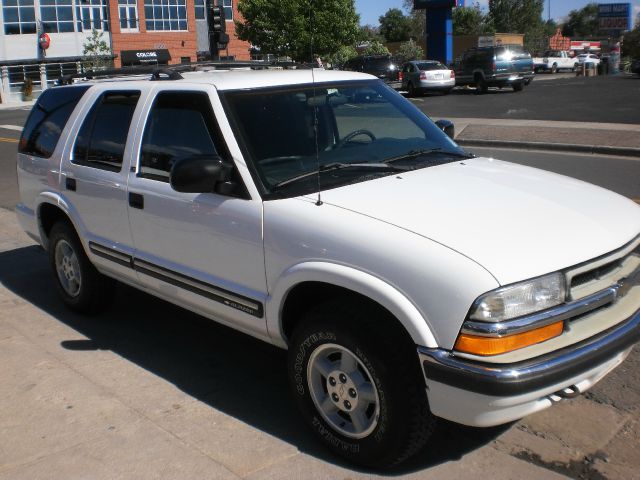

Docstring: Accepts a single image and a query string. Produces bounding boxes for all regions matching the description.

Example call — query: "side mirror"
[170,155,232,194]
[435,119,455,140]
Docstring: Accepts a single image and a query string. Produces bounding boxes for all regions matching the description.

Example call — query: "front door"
[126,88,268,338]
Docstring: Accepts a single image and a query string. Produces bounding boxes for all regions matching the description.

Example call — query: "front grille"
[571,260,621,289]
[568,242,640,301]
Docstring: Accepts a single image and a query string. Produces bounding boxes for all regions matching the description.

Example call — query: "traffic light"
[208,3,229,54]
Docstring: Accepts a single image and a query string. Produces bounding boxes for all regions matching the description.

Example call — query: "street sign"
[414,0,464,8]
[597,3,631,35]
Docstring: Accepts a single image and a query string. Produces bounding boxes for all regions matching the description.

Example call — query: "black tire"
[551,63,557,74]
[512,82,524,92]
[288,300,436,469]
[442,88,452,95]
[475,77,487,94]
[48,221,115,314]
[407,82,416,97]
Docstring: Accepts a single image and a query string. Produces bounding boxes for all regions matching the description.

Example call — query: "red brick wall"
[110,0,198,67]
[109,0,250,66]
[224,1,251,60]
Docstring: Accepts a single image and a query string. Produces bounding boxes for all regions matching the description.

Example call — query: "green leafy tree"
[358,24,384,43]
[622,24,640,59]
[561,3,600,38]
[236,0,359,62]
[488,0,543,35]
[82,29,112,71]
[328,44,358,68]
[378,8,411,42]
[402,0,426,39]
[363,41,391,56]
[453,2,494,35]
[395,39,424,63]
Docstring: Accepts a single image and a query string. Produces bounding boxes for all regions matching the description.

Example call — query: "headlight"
[469,272,566,323]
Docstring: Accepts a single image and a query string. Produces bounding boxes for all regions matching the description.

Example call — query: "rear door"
[60,88,143,282]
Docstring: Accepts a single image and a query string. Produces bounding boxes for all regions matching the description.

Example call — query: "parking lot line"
[0,136,18,143]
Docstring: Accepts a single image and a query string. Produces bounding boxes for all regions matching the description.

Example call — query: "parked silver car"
[400,60,455,96]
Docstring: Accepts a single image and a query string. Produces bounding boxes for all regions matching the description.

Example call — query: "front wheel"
[288,301,436,468]
[48,221,115,313]
[512,82,524,92]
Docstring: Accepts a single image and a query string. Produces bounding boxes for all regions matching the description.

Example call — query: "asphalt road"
[411,74,640,125]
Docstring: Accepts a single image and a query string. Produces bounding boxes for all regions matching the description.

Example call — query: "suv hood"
[313,157,640,285]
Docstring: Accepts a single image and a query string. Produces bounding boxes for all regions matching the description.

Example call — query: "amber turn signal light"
[454,321,564,356]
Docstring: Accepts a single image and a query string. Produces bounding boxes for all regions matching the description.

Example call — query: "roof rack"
[57,60,311,86]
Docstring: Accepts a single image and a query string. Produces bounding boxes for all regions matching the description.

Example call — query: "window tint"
[73,91,140,171]
[139,91,221,181]
[19,86,90,158]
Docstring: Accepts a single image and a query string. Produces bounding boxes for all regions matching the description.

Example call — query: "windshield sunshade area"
[221,81,468,197]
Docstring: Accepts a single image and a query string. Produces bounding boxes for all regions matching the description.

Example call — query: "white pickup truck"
[533,50,576,73]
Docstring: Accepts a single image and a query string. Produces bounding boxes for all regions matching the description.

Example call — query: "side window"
[139,91,223,182]
[73,91,140,171]
[19,86,91,158]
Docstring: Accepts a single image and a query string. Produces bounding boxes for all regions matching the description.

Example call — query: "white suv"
[16,66,640,468]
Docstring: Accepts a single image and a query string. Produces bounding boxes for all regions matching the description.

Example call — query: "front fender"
[266,261,438,349]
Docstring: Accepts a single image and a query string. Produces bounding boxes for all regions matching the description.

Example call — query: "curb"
[456,138,640,158]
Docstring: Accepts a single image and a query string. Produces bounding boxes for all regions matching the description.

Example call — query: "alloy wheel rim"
[307,343,380,439]
[55,240,82,297]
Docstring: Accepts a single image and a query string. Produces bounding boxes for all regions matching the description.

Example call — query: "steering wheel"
[335,129,376,149]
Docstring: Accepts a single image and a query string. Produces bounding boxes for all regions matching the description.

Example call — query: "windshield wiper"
[384,148,475,164]
[273,162,409,189]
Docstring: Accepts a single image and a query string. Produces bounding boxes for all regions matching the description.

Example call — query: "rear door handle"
[129,192,144,209]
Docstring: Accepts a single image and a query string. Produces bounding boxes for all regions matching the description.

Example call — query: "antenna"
[310,1,323,206]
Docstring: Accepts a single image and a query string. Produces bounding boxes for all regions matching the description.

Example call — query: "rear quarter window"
[19,86,91,158]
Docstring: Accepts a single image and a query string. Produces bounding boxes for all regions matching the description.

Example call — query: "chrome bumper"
[418,307,640,397]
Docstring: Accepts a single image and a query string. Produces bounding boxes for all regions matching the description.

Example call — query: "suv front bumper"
[418,307,640,426]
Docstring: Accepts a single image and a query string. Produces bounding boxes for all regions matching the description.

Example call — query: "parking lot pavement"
[0,205,637,479]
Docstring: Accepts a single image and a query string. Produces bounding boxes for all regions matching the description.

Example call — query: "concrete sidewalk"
[1,205,639,479]
[442,118,640,157]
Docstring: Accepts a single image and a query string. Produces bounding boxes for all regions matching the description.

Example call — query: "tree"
[235,0,359,62]
[402,0,426,40]
[453,3,494,35]
[82,29,112,71]
[358,24,384,43]
[379,8,411,42]
[328,44,358,68]
[562,3,600,38]
[622,24,640,60]
[395,39,424,63]
[363,41,390,56]
[488,0,543,35]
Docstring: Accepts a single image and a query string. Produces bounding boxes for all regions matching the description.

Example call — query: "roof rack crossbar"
[56,60,313,85]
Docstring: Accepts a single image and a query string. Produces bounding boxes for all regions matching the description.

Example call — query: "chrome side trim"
[133,258,263,317]
[89,241,133,268]
[462,287,616,337]
[418,308,640,397]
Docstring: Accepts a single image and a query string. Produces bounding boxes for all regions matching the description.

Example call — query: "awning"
[120,49,171,66]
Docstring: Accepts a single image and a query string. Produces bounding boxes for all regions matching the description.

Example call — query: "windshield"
[221,80,466,198]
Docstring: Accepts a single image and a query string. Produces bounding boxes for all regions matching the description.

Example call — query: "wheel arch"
[36,193,81,251]
[267,262,438,350]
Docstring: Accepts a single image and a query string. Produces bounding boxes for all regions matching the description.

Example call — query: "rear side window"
[19,86,90,158]
[73,91,140,172]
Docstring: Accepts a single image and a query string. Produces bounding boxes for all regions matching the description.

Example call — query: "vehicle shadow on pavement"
[0,245,508,475]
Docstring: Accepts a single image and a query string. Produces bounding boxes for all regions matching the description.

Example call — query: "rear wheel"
[48,221,115,313]
[551,63,558,74]
[475,77,487,94]
[288,301,436,468]
[512,81,524,92]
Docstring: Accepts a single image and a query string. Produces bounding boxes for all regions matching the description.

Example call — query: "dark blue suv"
[454,45,534,94]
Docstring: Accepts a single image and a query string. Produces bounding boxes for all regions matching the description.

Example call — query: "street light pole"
[548,0,551,22]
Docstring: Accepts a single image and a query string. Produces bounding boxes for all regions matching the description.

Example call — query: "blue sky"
[355,0,640,27]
